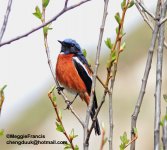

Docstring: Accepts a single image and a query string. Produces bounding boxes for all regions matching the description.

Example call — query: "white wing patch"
[72,57,92,80]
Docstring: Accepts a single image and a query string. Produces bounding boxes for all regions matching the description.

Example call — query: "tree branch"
[40,1,85,129]
[0,0,13,43]
[107,0,132,149]
[154,1,167,150]
[85,92,107,144]
[48,90,75,150]
[135,0,167,49]
[162,107,167,150]
[0,0,91,47]
[130,1,162,150]
[159,16,167,25]
[135,0,155,19]
[83,0,109,149]
[100,123,107,150]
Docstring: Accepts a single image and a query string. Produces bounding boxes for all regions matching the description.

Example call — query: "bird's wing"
[72,56,92,95]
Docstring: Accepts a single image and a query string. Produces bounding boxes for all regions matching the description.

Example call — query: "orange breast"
[56,54,87,93]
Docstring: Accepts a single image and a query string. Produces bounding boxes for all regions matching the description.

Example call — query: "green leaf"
[111,51,116,62]
[43,25,52,37]
[0,129,4,136]
[115,12,121,24]
[0,85,7,93]
[74,145,79,150]
[120,28,126,37]
[161,115,167,126]
[120,132,129,144]
[56,122,64,132]
[82,49,87,57]
[104,137,107,145]
[53,95,57,102]
[165,115,167,121]
[133,127,138,135]
[160,120,164,126]
[163,94,167,103]
[64,144,72,149]
[43,0,50,8]
[33,6,42,20]
[116,27,119,34]
[105,38,113,49]
[120,42,126,51]
[69,128,74,138]
[69,129,78,140]
[121,0,126,10]
[120,143,125,150]
[128,0,135,8]
[107,51,116,68]
[120,132,129,150]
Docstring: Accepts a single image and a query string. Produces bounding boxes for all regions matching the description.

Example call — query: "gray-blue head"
[58,39,82,55]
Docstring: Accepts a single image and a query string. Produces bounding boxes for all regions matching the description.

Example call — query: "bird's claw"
[56,86,64,94]
[64,100,73,110]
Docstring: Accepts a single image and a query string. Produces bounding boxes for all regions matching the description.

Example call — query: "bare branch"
[0,0,13,43]
[154,1,167,149]
[130,1,162,150]
[83,0,109,149]
[135,0,155,19]
[64,0,69,9]
[160,16,167,25]
[135,0,167,49]
[85,92,107,144]
[162,108,167,150]
[0,0,91,47]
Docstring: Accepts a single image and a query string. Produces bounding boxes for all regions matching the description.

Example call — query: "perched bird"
[56,39,101,135]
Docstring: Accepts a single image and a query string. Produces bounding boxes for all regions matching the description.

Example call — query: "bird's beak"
[58,40,63,44]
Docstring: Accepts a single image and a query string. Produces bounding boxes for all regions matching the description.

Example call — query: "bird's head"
[58,39,82,55]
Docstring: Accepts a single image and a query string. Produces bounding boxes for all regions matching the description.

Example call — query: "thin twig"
[107,1,131,149]
[83,0,109,149]
[89,67,107,90]
[135,0,167,49]
[0,0,13,43]
[40,1,85,128]
[125,134,138,149]
[162,107,167,150]
[64,0,69,9]
[130,1,162,149]
[85,92,107,144]
[135,0,155,19]
[159,16,167,25]
[0,0,91,47]
[154,1,167,150]
[100,123,107,150]
[48,90,75,150]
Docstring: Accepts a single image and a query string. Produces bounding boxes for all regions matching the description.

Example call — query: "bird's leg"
[65,93,79,110]
[56,86,64,95]
[71,93,79,104]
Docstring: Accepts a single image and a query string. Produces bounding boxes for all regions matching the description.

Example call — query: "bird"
[55,38,101,135]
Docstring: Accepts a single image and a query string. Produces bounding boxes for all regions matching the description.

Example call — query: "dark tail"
[90,93,101,135]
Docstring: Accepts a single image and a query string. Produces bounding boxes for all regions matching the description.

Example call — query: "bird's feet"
[64,93,78,109]
[56,86,64,94]
[65,100,73,110]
